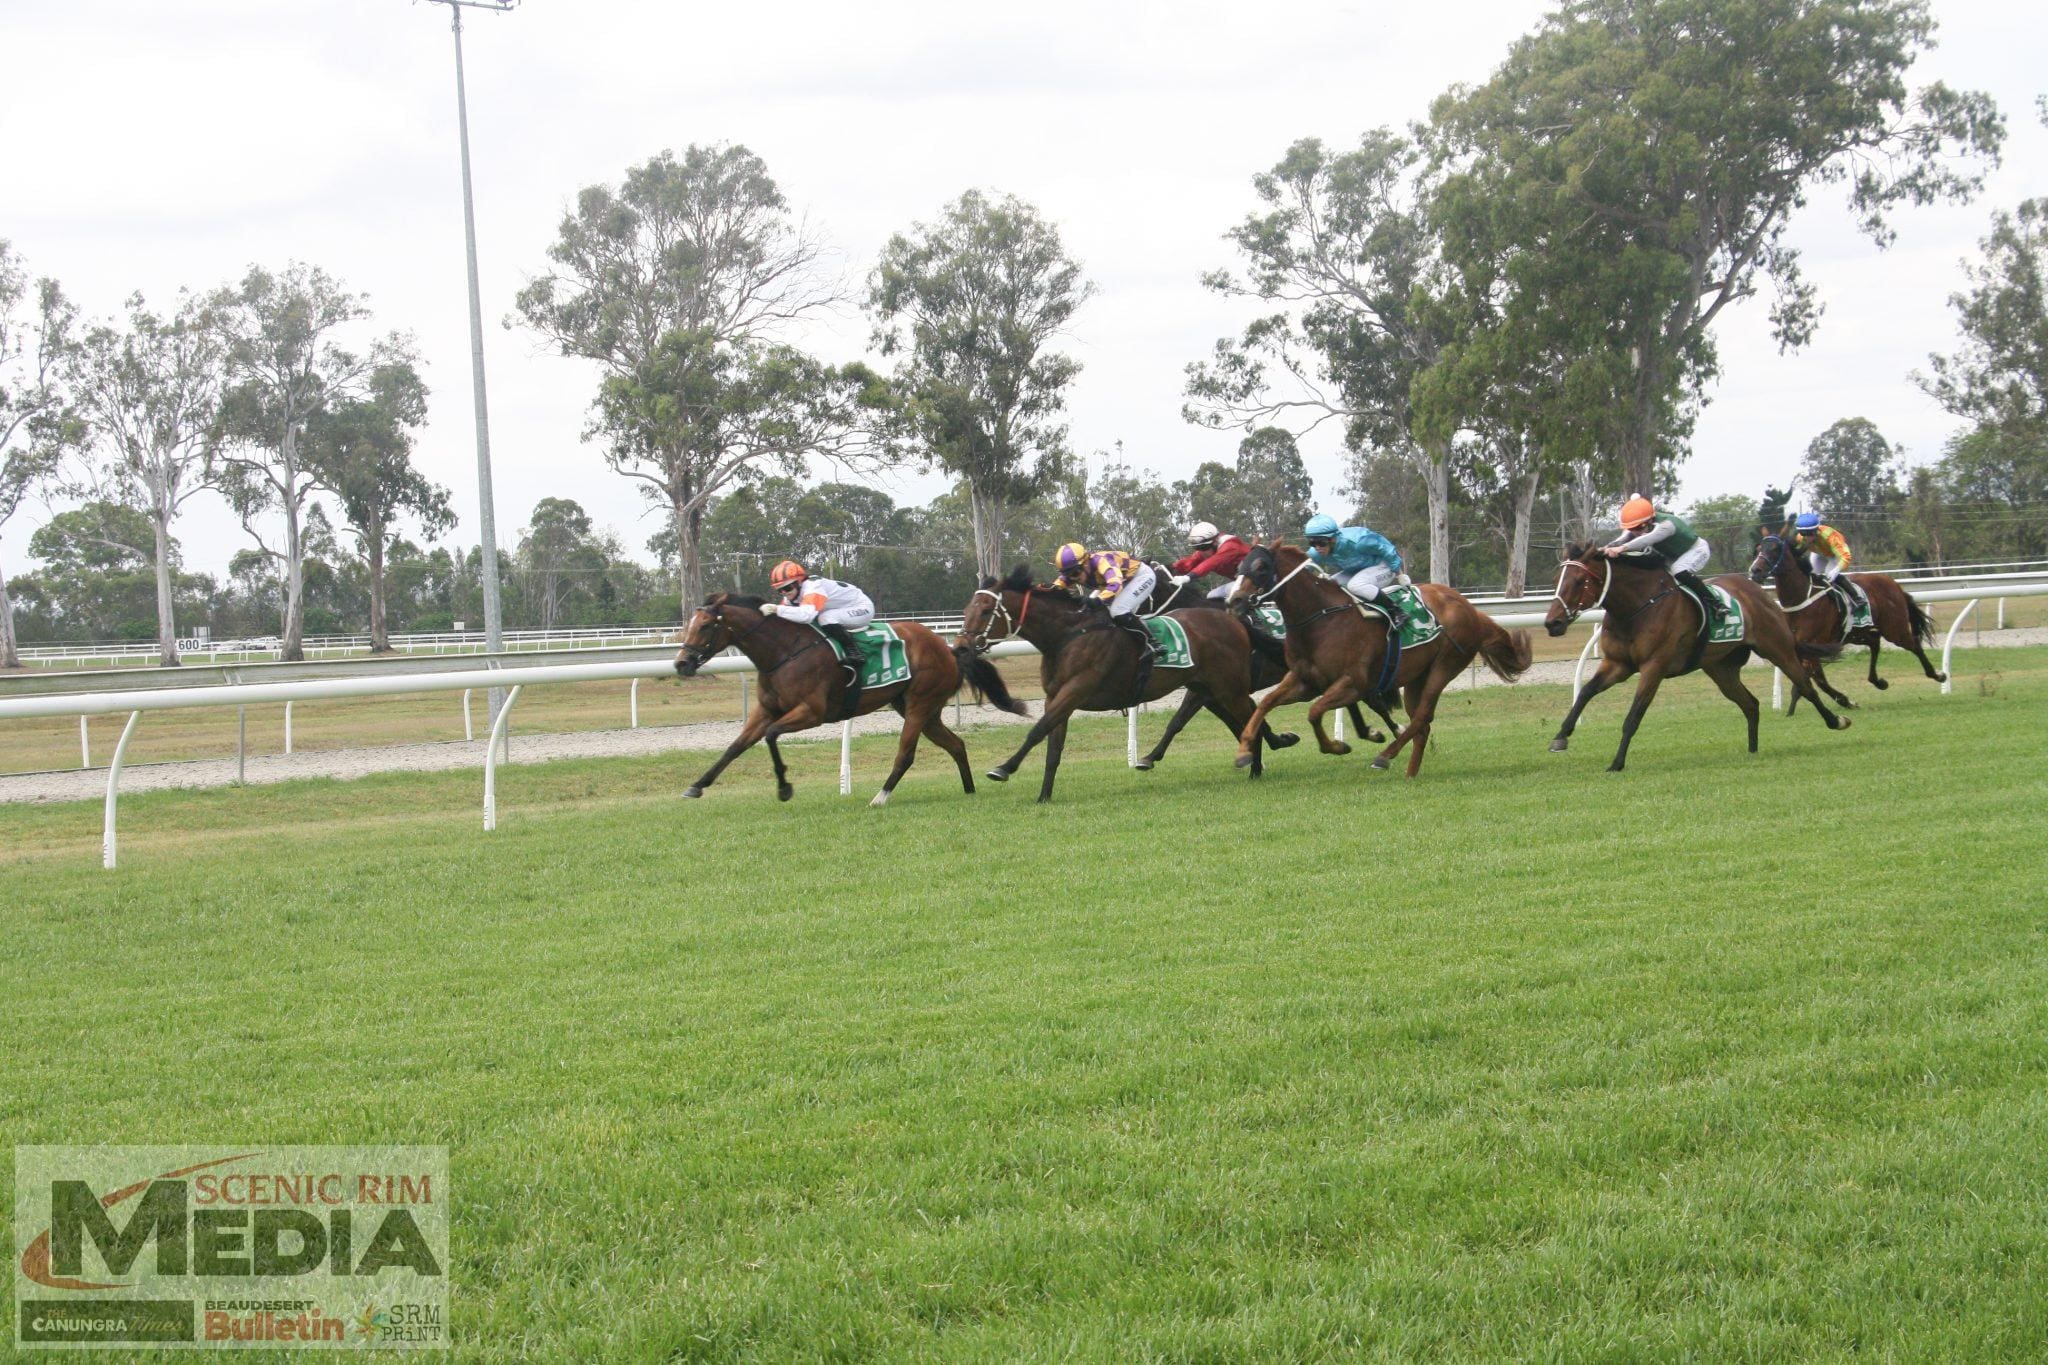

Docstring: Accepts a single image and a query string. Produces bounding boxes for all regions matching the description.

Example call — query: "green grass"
[4,652,2047,1360]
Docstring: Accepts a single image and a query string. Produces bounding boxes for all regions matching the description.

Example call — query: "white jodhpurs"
[1335,564,1398,600]
[1109,565,1157,618]
[1670,541,1711,576]
[818,604,874,629]
[1808,552,1842,582]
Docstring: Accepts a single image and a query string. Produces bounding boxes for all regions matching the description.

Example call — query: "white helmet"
[1187,520,1220,546]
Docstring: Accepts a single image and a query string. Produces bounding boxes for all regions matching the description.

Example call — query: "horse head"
[1545,545,1610,637]
[1748,532,1791,584]
[674,592,763,676]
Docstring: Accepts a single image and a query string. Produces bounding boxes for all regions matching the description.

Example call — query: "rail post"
[236,706,246,784]
[101,711,142,870]
[1127,707,1139,766]
[482,683,524,830]
[1573,624,1603,695]
[630,677,640,729]
[1941,599,1978,695]
[79,716,90,769]
[1333,706,1344,744]
[284,700,294,755]
[840,721,852,795]
[463,689,474,742]
[1772,668,1783,712]
[1997,596,2005,630]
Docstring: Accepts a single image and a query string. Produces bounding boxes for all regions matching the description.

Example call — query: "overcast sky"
[4,0,2043,581]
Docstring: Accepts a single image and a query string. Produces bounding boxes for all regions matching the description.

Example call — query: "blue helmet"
[1795,511,1821,532]
[1304,514,1340,539]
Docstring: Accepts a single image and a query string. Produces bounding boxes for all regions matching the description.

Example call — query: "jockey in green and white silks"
[1303,514,1409,629]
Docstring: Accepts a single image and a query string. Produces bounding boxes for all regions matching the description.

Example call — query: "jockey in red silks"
[1169,521,1251,602]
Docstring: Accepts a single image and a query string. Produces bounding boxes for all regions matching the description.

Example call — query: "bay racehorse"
[1227,543,1533,777]
[674,594,1026,806]
[957,567,1285,801]
[1748,530,1945,710]
[1546,545,1847,771]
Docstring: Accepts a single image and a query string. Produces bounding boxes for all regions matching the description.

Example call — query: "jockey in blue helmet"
[1302,514,1409,629]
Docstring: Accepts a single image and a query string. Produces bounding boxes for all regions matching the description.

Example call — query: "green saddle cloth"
[1678,584,1746,644]
[1251,604,1288,638]
[1834,583,1874,634]
[818,622,913,688]
[1365,584,1442,648]
[1142,616,1195,669]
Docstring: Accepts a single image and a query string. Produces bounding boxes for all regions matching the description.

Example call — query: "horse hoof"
[869,790,891,808]
[1607,762,1626,773]
[777,785,794,802]
[683,786,704,799]
[1365,730,1387,745]
[1872,678,1890,690]
[1269,732,1300,749]
[986,768,1009,783]
[1234,752,1255,769]
[1833,716,1852,731]
[1370,757,1390,771]
[1132,758,1154,771]
[1934,673,1947,683]
[1327,743,1352,757]
[1548,738,1568,753]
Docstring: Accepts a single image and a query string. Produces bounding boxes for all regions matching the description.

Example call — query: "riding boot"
[821,623,866,675]
[1677,571,1719,626]
[1118,614,1160,663]
[1367,589,1408,634]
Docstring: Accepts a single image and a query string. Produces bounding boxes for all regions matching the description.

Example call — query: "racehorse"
[673,593,1026,806]
[1748,530,1945,710]
[1546,545,1848,771]
[957,567,1283,801]
[1227,543,1534,777]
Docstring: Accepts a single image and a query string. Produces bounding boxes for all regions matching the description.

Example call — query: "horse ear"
[978,574,998,591]
[1003,564,1034,592]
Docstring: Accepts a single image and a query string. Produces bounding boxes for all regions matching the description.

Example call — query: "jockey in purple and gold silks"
[1055,542,1160,662]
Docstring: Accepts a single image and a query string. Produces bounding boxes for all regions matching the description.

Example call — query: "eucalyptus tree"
[67,291,227,665]
[1431,0,2004,501]
[517,145,885,610]
[868,189,1094,578]
[1185,130,1462,579]
[0,242,80,668]
[1919,199,2047,442]
[303,361,451,651]
[209,263,402,660]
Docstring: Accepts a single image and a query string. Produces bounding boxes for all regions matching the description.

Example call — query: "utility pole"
[425,0,515,721]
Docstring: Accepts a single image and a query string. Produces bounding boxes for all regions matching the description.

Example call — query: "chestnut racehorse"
[1226,543,1533,777]
[1748,531,1945,710]
[957,567,1284,801]
[1546,546,1847,771]
[673,594,1026,806]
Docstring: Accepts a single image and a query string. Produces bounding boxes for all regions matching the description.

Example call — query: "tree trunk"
[968,477,1007,580]
[1423,443,1452,585]
[151,513,182,667]
[0,553,20,670]
[281,496,306,662]
[675,500,706,618]
[1506,466,1542,598]
[368,534,389,652]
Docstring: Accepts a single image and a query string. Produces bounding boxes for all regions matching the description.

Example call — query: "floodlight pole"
[428,0,515,721]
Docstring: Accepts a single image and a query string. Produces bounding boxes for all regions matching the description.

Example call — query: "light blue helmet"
[1304,514,1340,539]
[1795,511,1821,532]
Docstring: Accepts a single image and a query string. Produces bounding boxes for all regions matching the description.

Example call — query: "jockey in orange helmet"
[763,560,875,669]
[1603,495,1722,626]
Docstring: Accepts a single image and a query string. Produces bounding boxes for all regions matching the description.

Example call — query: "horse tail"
[1797,640,1845,661]
[1475,616,1534,682]
[952,645,1030,716]
[1904,592,1934,646]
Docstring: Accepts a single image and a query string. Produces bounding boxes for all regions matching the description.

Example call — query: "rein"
[1755,538,1830,613]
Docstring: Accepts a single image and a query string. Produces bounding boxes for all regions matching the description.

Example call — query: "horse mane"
[1002,563,1035,593]
[707,591,769,609]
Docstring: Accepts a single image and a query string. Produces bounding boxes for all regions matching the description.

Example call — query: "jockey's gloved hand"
[760,603,780,616]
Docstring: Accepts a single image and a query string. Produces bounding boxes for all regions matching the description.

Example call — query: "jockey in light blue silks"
[1303,514,1410,630]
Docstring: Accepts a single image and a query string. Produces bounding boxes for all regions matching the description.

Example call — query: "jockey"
[761,560,874,671]
[1792,512,1855,594]
[1170,521,1251,602]
[1054,542,1160,662]
[1603,495,1722,627]
[1302,514,1409,630]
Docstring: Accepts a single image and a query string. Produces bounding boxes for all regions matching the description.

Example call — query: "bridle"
[1752,534,1829,612]
[677,603,788,671]
[965,586,1036,651]
[1238,551,1321,607]
[1550,556,1613,625]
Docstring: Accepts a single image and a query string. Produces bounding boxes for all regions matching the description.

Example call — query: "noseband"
[1550,557,1613,624]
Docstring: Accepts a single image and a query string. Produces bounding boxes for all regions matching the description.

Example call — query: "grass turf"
[4,649,2047,1360]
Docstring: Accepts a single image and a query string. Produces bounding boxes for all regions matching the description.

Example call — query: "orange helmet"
[1619,495,1656,529]
[768,560,808,591]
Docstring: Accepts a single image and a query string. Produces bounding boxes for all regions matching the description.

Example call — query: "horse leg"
[1036,716,1071,804]
[1903,632,1945,683]
[1306,681,1365,756]
[764,735,795,802]
[757,703,826,800]
[1550,658,1631,752]
[989,684,1081,783]
[1607,666,1668,773]
[1236,672,1305,768]
[918,712,976,795]
[1704,655,1761,754]
[1139,689,1206,770]
[1370,681,1424,771]
[869,710,929,808]
[1346,703,1387,746]
[1205,696,1263,779]
[1865,638,1889,691]
[1811,660,1855,710]
[683,707,778,798]
[1771,651,1850,731]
